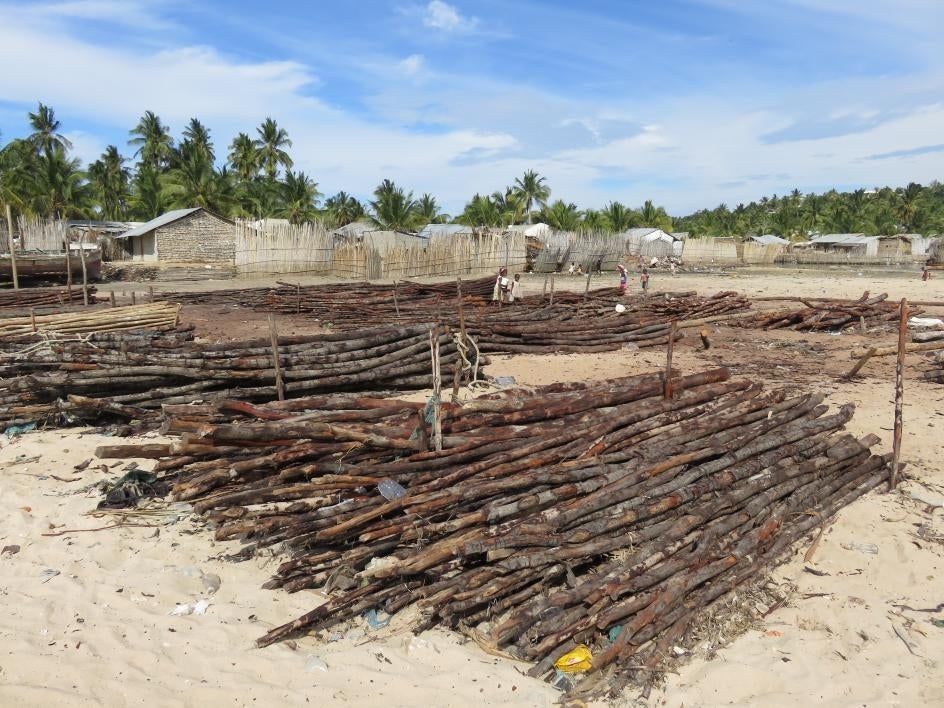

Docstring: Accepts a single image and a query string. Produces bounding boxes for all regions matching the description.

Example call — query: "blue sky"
[1,0,942,214]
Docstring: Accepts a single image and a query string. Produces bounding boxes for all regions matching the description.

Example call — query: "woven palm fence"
[234,220,335,276]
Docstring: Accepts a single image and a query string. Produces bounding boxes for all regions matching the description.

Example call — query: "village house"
[114,208,235,263]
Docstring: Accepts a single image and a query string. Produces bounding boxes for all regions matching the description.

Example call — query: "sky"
[0,0,942,215]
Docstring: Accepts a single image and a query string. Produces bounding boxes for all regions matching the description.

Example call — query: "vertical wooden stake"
[584,272,591,300]
[549,273,556,306]
[149,286,154,303]
[452,277,467,400]
[542,274,549,301]
[859,316,867,335]
[415,407,429,452]
[296,283,301,314]
[78,234,89,306]
[5,204,17,290]
[30,307,36,332]
[131,291,136,305]
[109,291,116,307]
[890,298,907,490]
[429,328,442,452]
[699,328,711,350]
[393,280,400,319]
[664,320,678,399]
[268,313,285,401]
[64,238,73,301]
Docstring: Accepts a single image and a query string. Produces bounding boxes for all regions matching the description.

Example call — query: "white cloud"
[422,1,478,32]
[397,54,425,76]
[29,0,175,30]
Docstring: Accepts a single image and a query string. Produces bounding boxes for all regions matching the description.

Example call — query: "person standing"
[641,267,650,295]
[922,265,931,281]
[493,267,508,304]
[617,264,628,294]
[508,273,522,303]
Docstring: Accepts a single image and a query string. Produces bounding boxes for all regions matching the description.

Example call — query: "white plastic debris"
[841,542,878,555]
[305,655,328,672]
[614,303,626,314]
[169,599,211,616]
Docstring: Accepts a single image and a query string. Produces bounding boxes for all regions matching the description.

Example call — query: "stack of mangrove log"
[0,302,180,339]
[925,351,944,384]
[0,285,96,309]
[101,369,891,697]
[0,324,472,428]
[741,292,921,332]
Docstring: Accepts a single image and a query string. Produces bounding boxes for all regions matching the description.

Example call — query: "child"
[641,268,650,294]
[568,262,576,275]
[508,273,522,303]
[493,267,508,304]
[617,264,628,294]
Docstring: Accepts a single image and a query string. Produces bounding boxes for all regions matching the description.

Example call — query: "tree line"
[0,104,940,237]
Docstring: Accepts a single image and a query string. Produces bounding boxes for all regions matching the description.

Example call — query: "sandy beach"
[2,269,943,707]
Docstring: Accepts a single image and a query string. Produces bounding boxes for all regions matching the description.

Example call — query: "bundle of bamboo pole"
[741,292,922,332]
[0,285,96,309]
[0,323,478,428]
[0,302,180,339]
[96,369,891,697]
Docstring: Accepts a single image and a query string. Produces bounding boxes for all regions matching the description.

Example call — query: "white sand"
[2,270,943,707]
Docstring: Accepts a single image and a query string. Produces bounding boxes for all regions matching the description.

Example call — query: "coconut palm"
[601,201,639,232]
[87,145,131,219]
[165,144,236,215]
[897,182,922,231]
[490,188,525,226]
[181,118,214,163]
[539,200,582,232]
[32,149,90,218]
[458,193,502,228]
[0,138,38,213]
[130,164,171,220]
[579,208,608,232]
[278,171,322,224]
[28,103,72,158]
[254,118,293,179]
[325,191,365,227]
[129,111,175,171]
[227,133,259,181]
[513,170,550,224]
[418,193,449,224]
[370,179,420,231]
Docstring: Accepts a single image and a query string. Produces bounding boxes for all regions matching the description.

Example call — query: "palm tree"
[897,182,922,231]
[254,117,293,179]
[129,111,175,171]
[28,103,72,158]
[540,200,581,231]
[325,191,365,227]
[130,164,170,220]
[601,201,639,232]
[513,170,550,224]
[278,171,322,224]
[0,138,38,213]
[181,118,214,162]
[32,149,90,218]
[227,133,259,181]
[640,199,673,231]
[417,193,448,224]
[87,145,130,219]
[164,146,236,215]
[370,179,420,231]
[458,193,502,228]
[579,209,608,232]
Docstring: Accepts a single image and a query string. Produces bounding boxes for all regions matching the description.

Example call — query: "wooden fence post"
[890,298,907,490]
[5,204,17,290]
[269,314,285,402]
[664,320,678,399]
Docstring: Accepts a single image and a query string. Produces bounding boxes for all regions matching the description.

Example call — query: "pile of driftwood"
[742,292,921,332]
[925,351,944,384]
[0,324,474,428]
[0,285,96,309]
[98,369,891,697]
[0,302,180,339]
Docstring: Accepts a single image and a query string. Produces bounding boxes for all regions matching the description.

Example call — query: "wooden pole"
[549,273,555,306]
[584,273,591,300]
[149,286,154,303]
[296,283,301,314]
[843,347,876,380]
[131,291,136,305]
[542,274,549,301]
[64,237,73,301]
[429,327,443,452]
[664,320,678,399]
[393,281,400,319]
[452,277,466,401]
[109,291,116,308]
[78,234,89,306]
[29,307,36,333]
[859,316,867,335]
[5,204,18,290]
[268,314,285,402]
[890,298,907,490]
[699,328,711,350]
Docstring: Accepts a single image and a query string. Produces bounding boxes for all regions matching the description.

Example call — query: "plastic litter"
[202,573,222,595]
[170,599,211,616]
[1,544,20,556]
[841,542,878,555]
[40,569,60,583]
[305,655,328,672]
[554,644,593,672]
[494,376,516,387]
[364,608,391,630]
[377,479,407,501]
[614,303,626,313]
[607,624,622,643]
[5,422,37,438]
[552,669,575,691]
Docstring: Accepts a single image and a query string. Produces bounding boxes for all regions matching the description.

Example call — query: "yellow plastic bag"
[554,644,593,672]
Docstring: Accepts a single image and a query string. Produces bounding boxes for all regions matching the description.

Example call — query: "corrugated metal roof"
[116,208,203,239]
[750,234,790,245]
[811,233,872,245]
[417,223,473,239]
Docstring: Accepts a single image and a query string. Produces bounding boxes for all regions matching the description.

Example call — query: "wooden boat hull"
[0,251,102,280]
